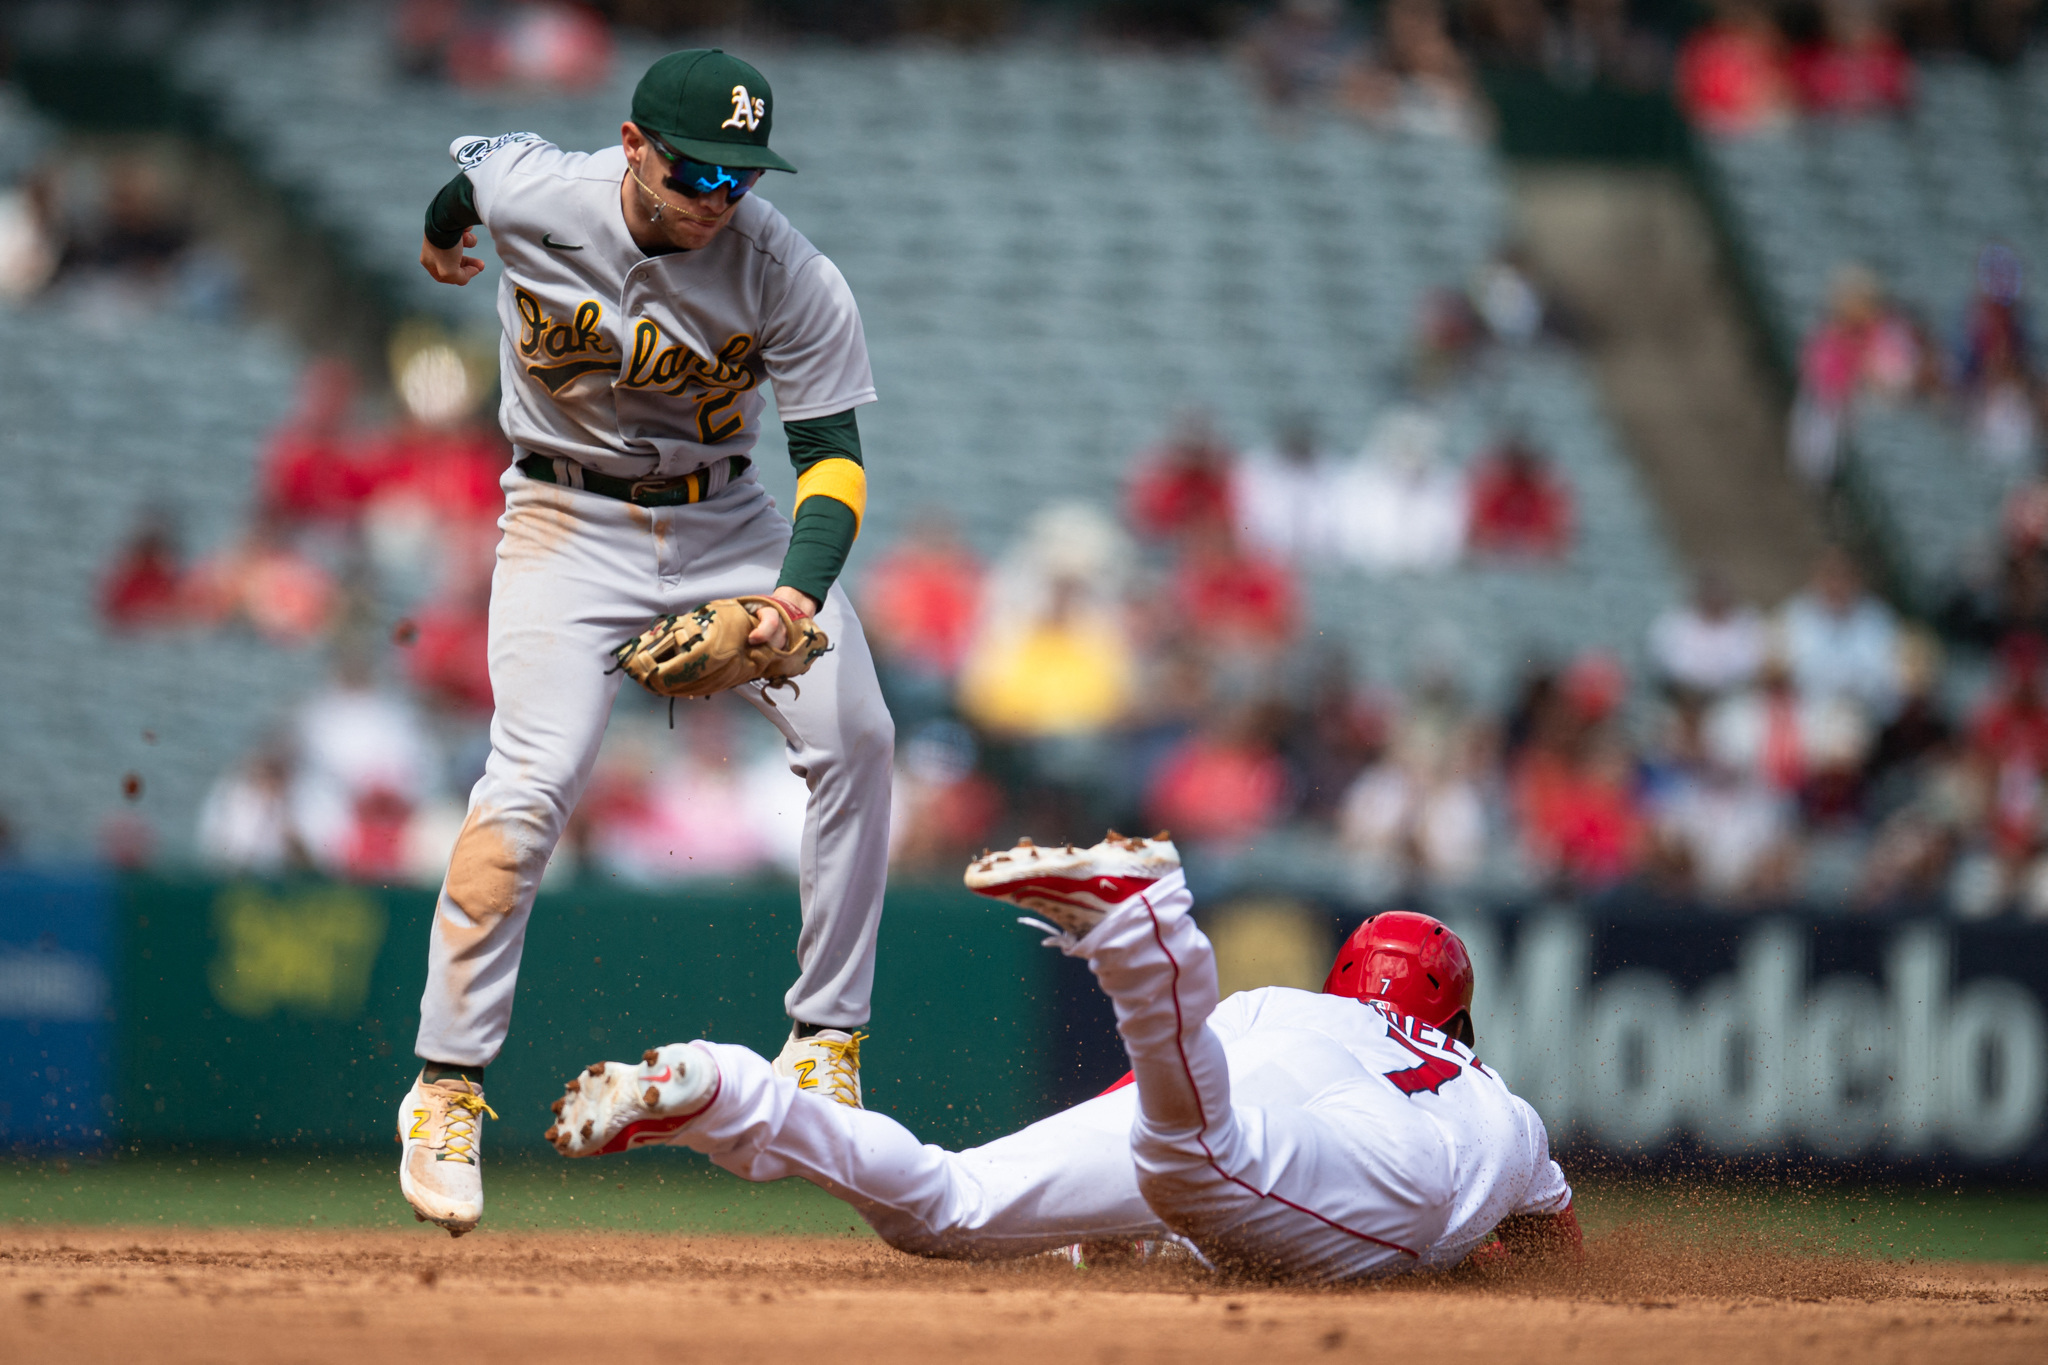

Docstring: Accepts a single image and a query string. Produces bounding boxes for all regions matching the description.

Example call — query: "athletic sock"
[421,1062,486,1088]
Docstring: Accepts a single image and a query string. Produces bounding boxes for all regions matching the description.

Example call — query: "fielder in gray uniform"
[397,48,895,1235]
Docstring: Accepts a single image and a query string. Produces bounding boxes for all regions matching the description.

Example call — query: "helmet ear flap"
[1446,1009,1476,1048]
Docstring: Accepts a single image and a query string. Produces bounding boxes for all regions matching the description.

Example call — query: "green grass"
[6,1155,2045,1260]
[1573,1176,2048,1263]
[1,1149,870,1236]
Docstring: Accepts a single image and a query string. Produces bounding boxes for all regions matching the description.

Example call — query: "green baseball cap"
[631,49,796,174]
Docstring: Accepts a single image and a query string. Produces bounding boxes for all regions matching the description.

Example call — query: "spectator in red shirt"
[1467,436,1574,559]
[99,514,187,628]
[863,518,986,680]
[261,358,395,524]
[374,417,508,525]
[1145,705,1294,850]
[1675,0,1794,137]
[1791,0,1913,116]
[1971,633,2048,855]
[1173,520,1300,651]
[1791,266,1924,481]
[405,601,494,716]
[1126,411,1236,542]
[1515,736,1646,887]
[441,0,614,93]
[397,524,497,714]
[183,513,337,646]
[1510,652,1644,887]
[342,786,416,881]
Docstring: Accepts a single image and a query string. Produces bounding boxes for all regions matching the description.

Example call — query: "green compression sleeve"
[424,172,480,248]
[776,409,865,605]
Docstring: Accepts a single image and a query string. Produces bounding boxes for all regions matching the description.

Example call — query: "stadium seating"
[0,299,312,863]
[1703,57,2048,604]
[172,15,1677,710]
[0,15,1686,863]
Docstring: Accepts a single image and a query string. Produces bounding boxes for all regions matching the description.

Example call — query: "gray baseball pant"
[413,464,895,1068]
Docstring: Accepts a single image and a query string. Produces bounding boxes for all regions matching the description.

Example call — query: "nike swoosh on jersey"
[541,233,583,251]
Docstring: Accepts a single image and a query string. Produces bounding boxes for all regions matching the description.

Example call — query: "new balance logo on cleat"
[397,1074,498,1236]
[774,1028,865,1107]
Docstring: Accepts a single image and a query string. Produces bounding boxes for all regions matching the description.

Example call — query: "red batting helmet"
[1323,911,1476,1045]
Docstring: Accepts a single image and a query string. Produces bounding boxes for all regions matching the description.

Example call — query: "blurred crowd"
[1790,246,2034,482]
[393,0,615,91]
[131,236,2048,921]
[865,399,1582,881]
[101,332,519,885]
[29,1,2048,921]
[866,412,2048,921]
[368,0,2048,142]
[1784,240,2048,695]
[1672,0,2043,137]
[0,132,243,322]
[1238,0,1497,137]
[1238,0,2044,137]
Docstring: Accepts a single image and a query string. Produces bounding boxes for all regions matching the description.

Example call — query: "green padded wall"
[118,875,1045,1153]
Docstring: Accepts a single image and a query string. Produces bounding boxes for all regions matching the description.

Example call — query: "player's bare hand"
[748,587,819,650]
[421,231,485,286]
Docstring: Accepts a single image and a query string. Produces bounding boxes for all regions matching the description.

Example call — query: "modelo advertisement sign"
[1438,911,2048,1166]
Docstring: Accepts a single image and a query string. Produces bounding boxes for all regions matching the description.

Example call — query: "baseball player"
[545,834,1582,1281]
[398,49,895,1235]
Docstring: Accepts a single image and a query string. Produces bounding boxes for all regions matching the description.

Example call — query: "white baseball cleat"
[397,1073,497,1236]
[545,1043,720,1157]
[964,831,1181,939]
[773,1028,866,1107]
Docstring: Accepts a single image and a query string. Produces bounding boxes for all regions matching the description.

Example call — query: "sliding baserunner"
[543,833,1580,1281]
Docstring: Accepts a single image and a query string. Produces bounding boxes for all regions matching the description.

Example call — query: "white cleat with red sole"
[963,831,1181,939]
[544,1043,720,1158]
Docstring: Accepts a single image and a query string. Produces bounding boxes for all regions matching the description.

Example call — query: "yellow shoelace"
[437,1084,499,1163]
[811,1032,866,1107]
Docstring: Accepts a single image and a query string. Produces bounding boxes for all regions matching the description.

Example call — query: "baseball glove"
[610,596,830,701]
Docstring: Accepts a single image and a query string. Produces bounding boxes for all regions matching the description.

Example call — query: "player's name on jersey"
[620,322,755,396]
[618,324,758,445]
[509,282,760,435]
[515,287,615,394]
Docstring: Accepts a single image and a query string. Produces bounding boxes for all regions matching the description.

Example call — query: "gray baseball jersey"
[454,132,877,480]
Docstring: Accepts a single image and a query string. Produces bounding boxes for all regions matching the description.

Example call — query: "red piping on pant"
[1136,889,1419,1260]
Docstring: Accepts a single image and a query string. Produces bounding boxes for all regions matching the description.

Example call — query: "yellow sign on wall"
[208,886,388,1020]
[1207,899,1334,1000]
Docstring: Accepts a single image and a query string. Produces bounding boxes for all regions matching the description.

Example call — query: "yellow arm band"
[793,457,867,537]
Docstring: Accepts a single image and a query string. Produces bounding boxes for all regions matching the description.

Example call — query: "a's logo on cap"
[720,84,766,132]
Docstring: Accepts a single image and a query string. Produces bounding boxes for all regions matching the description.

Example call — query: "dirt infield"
[3,1228,2045,1365]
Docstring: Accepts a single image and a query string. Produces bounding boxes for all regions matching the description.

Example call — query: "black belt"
[517,453,749,507]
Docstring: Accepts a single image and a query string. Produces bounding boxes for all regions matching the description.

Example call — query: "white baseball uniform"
[659,871,1572,1281]
[414,132,894,1068]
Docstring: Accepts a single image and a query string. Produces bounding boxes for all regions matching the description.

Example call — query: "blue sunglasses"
[639,127,763,203]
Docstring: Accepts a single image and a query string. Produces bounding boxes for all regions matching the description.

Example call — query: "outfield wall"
[4,871,2046,1170]
[1445,911,2048,1167]
[4,872,1044,1154]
